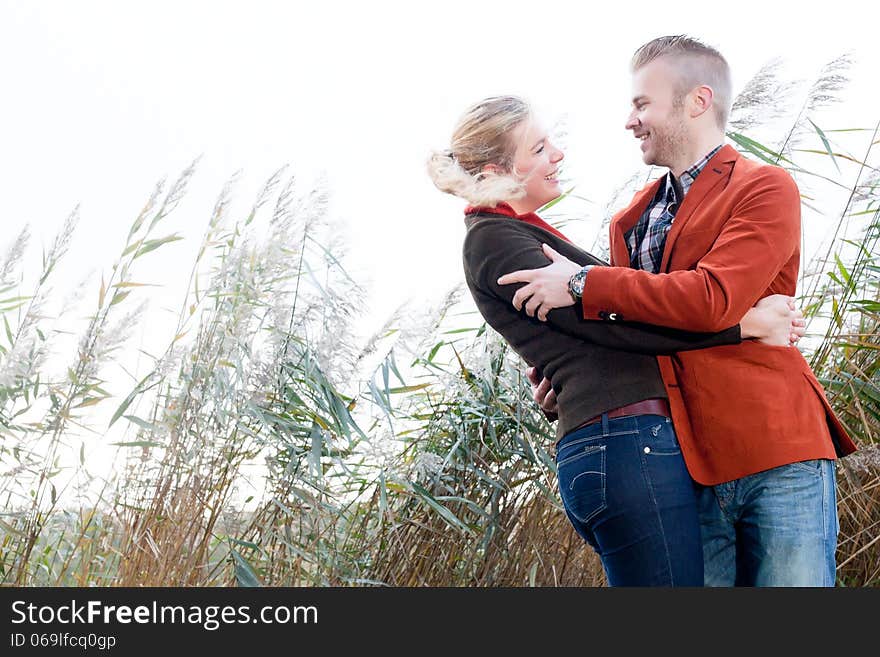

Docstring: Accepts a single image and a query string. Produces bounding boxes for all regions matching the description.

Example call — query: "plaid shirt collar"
[668,144,723,202]
[626,144,724,273]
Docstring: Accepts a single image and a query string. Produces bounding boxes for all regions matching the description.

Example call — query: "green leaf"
[3,315,13,347]
[134,235,184,259]
[230,547,262,587]
[539,184,577,212]
[853,300,880,312]
[0,518,26,537]
[109,374,156,427]
[110,440,163,448]
[309,422,323,477]
[831,296,843,329]
[379,471,388,515]
[411,481,474,535]
[0,300,27,313]
[228,538,266,555]
[110,290,131,306]
[806,118,840,174]
[123,414,161,433]
[112,282,160,288]
[387,384,431,394]
[427,341,444,362]
[0,295,32,305]
[834,254,852,290]
[726,131,795,166]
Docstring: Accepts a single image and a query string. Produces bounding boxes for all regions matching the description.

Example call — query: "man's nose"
[625,112,639,131]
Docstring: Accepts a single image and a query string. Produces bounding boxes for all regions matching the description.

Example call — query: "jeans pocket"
[640,419,681,456]
[557,445,606,524]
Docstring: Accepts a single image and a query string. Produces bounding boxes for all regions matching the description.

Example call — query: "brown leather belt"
[574,398,671,431]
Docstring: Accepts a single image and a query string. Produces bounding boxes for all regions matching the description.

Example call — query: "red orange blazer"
[582,144,857,485]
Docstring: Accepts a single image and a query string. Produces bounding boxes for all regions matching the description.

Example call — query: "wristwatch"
[568,265,592,301]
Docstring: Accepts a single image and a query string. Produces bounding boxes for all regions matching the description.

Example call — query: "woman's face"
[509,118,564,211]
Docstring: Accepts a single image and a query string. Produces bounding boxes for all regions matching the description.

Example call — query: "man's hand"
[526,366,557,414]
[497,244,581,321]
[740,294,806,347]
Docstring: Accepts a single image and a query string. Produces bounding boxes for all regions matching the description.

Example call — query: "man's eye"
[535,145,545,154]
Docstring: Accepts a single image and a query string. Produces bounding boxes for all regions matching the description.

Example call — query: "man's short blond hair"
[632,35,732,129]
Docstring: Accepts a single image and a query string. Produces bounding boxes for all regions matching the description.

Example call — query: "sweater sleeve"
[464,220,741,355]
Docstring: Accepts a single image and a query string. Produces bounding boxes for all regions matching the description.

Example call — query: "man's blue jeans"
[694,458,839,587]
[555,413,703,586]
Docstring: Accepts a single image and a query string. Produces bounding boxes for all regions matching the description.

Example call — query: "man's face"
[625,57,689,169]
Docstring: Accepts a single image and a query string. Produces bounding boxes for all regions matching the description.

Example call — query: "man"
[497,35,857,586]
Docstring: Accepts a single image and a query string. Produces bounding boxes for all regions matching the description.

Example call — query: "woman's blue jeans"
[555,413,703,586]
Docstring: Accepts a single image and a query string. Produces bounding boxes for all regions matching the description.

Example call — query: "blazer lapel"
[610,178,663,267]
[659,145,739,272]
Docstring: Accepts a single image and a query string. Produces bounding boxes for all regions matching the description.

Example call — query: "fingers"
[542,243,561,261]
[524,294,541,318]
[497,271,529,286]
[511,286,532,311]
[530,373,557,412]
[526,366,540,385]
[515,285,546,318]
[533,377,552,405]
[789,315,806,346]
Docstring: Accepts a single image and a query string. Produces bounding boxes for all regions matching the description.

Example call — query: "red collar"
[464,202,570,242]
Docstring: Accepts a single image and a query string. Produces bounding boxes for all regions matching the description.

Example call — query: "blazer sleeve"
[580,166,800,332]
[464,220,742,355]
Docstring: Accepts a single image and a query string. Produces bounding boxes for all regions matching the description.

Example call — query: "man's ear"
[481,163,505,176]
[689,85,715,119]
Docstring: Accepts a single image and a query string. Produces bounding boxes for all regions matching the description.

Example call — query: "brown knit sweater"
[462,212,741,438]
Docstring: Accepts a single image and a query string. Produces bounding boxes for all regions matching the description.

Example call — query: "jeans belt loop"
[573,398,671,433]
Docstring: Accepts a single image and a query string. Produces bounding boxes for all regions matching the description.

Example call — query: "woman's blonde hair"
[427,95,531,207]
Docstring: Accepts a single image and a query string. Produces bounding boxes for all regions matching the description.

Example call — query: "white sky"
[1,0,878,380]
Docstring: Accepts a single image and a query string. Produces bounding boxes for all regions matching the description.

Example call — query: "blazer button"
[598,311,609,320]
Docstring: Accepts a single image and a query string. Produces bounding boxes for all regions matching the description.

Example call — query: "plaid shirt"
[626,145,723,273]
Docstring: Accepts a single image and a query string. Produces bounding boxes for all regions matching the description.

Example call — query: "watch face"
[569,267,587,298]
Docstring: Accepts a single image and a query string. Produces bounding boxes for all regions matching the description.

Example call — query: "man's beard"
[649,119,688,169]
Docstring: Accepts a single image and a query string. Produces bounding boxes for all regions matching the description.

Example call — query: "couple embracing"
[427,35,857,587]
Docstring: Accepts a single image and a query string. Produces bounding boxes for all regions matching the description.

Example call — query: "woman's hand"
[527,366,558,414]
[740,294,805,347]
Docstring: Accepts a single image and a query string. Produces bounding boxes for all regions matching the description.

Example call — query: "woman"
[426,96,801,586]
